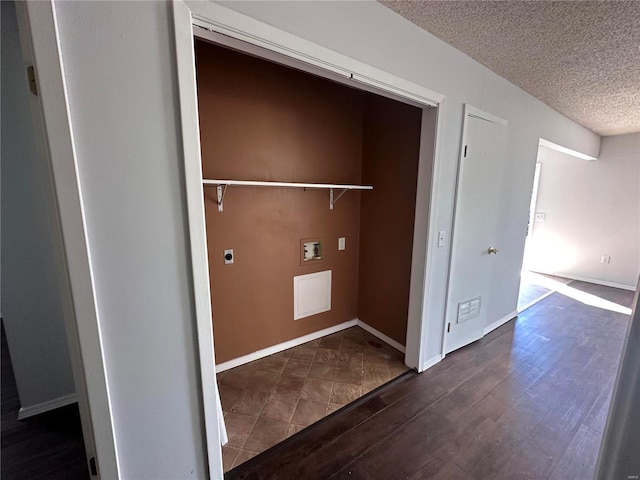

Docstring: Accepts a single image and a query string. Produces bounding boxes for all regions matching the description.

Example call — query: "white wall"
[49,1,601,477]
[597,283,640,478]
[0,0,75,411]
[526,134,640,289]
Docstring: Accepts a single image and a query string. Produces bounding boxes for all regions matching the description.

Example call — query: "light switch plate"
[338,237,346,251]
[438,231,446,247]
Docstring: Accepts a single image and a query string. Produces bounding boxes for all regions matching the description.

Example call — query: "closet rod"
[202,179,373,212]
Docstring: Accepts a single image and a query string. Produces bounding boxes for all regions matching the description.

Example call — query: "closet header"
[203,179,373,212]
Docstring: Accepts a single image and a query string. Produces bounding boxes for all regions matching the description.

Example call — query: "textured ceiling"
[380,1,640,136]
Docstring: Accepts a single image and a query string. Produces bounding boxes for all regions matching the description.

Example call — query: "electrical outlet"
[601,255,610,264]
[535,212,546,221]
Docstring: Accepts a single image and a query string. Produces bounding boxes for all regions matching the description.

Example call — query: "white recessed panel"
[294,270,332,320]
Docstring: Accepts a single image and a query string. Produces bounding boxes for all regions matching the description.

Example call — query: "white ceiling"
[380,1,640,136]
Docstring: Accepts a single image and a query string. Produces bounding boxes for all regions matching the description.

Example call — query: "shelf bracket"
[216,184,228,212]
[329,188,348,210]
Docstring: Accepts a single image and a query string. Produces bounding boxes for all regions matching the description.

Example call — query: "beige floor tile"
[222,446,241,472]
[221,326,407,468]
[224,413,258,448]
[272,374,305,398]
[337,351,364,369]
[364,351,391,365]
[249,370,280,392]
[308,361,336,381]
[218,383,243,413]
[261,395,298,423]
[230,389,270,416]
[256,355,289,374]
[221,366,254,389]
[334,366,363,385]
[233,449,259,469]
[330,382,363,405]
[315,348,340,365]
[287,423,306,437]
[319,334,343,350]
[282,358,312,377]
[244,417,289,452]
[291,345,317,361]
[299,378,333,403]
[291,399,328,426]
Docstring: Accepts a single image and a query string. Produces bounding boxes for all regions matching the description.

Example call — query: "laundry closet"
[195,38,433,369]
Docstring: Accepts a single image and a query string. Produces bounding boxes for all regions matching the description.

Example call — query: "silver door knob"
[488,247,499,255]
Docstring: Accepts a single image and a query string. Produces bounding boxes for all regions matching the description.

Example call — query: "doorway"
[518,148,573,312]
[193,34,437,471]
[173,3,446,475]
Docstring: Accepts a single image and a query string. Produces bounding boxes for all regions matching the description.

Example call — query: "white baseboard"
[215,319,358,372]
[529,270,636,292]
[17,393,77,420]
[420,354,443,372]
[483,310,518,336]
[562,274,636,291]
[355,319,406,353]
[517,290,556,313]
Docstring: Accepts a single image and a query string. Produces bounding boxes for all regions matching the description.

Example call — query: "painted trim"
[466,104,509,126]
[529,270,637,292]
[18,393,77,420]
[483,311,518,336]
[13,2,99,473]
[539,138,598,161]
[216,320,358,372]
[421,354,443,372]
[406,106,445,373]
[356,320,406,354]
[20,2,119,477]
[172,1,224,477]
[185,1,443,107]
[517,290,556,313]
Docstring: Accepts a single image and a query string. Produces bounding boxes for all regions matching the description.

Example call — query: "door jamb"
[173,1,448,476]
[16,1,119,478]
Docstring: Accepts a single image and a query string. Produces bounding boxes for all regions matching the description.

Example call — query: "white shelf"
[203,179,373,211]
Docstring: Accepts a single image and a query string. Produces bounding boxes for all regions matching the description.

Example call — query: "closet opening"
[193,36,438,473]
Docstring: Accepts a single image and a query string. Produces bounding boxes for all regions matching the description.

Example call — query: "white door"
[444,106,508,354]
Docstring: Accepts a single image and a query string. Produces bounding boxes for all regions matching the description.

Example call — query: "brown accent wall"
[196,41,363,363]
[358,94,422,345]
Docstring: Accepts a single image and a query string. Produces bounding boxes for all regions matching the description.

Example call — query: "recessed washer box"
[300,237,324,265]
[293,270,332,320]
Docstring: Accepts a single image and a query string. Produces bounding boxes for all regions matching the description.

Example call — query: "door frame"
[173,1,448,476]
[15,2,119,478]
[442,104,508,356]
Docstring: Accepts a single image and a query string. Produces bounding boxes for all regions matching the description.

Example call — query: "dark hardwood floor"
[1,322,89,480]
[227,281,633,479]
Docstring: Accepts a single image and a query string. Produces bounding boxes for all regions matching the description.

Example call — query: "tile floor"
[217,326,409,472]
